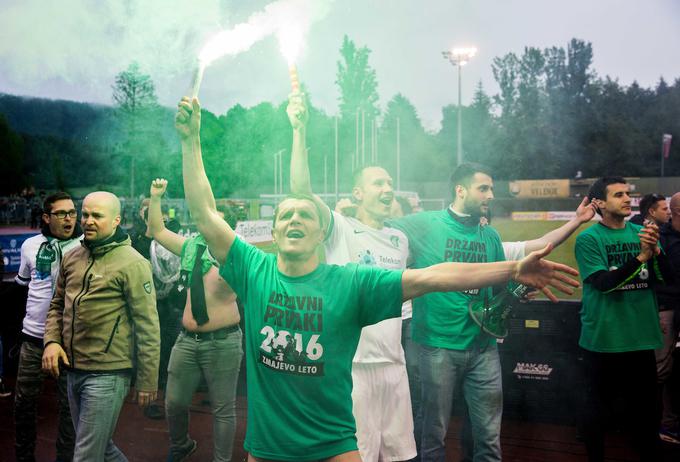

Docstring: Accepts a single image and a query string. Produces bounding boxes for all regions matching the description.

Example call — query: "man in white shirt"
[14,192,81,462]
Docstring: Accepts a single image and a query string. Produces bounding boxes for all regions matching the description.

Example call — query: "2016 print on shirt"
[259,290,325,377]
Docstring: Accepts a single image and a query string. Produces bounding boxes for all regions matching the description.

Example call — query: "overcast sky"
[1,0,679,130]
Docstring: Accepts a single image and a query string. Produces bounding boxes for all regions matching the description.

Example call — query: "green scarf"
[180,234,217,279]
[179,234,218,326]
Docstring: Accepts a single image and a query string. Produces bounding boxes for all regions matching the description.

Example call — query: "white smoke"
[199,0,333,66]
[0,0,225,88]
[0,0,334,104]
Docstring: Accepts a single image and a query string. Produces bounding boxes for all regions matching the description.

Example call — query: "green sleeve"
[124,259,160,392]
[575,232,608,281]
[219,237,266,300]
[353,265,404,327]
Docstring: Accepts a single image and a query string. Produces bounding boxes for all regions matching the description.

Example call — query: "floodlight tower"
[442,47,477,166]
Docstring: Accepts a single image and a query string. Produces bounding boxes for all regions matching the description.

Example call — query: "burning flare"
[189,0,330,97]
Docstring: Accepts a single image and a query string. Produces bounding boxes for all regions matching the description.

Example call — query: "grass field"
[493,218,595,300]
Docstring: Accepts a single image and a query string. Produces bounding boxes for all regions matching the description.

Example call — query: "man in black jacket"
[656,192,680,444]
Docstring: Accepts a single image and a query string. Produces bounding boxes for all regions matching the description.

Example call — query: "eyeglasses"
[50,210,77,219]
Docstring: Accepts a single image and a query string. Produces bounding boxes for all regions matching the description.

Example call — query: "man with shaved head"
[42,191,160,461]
[656,191,680,444]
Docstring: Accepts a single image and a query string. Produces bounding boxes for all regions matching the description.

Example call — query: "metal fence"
[0,198,41,226]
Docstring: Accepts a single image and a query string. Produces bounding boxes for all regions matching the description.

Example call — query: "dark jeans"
[655,309,679,429]
[14,340,75,462]
[157,296,183,391]
[579,348,660,462]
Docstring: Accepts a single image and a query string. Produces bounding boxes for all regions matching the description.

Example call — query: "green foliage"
[2,36,680,201]
[0,114,25,194]
[112,62,158,114]
[380,94,441,184]
[112,62,167,197]
[336,35,380,122]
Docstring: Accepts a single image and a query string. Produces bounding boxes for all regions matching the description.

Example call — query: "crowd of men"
[2,90,678,462]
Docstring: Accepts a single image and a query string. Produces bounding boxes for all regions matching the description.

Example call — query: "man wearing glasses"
[14,192,81,462]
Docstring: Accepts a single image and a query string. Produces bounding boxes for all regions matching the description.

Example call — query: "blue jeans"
[67,370,130,462]
[419,343,502,462]
[165,328,243,462]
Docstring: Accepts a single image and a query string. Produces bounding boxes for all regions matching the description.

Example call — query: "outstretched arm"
[148,178,185,256]
[176,97,234,264]
[524,197,596,254]
[287,91,331,228]
[402,244,579,302]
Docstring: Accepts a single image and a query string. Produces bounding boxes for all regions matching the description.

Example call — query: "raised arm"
[524,197,595,254]
[402,244,580,302]
[176,97,234,264]
[287,91,331,228]
[148,178,185,256]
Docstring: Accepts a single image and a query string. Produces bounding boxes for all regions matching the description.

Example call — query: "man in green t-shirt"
[389,162,513,462]
[174,96,579,462]
[575,176,672,462]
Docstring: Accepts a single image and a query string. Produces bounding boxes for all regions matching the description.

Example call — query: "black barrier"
[0,282,29,377]
[499,300,583,424]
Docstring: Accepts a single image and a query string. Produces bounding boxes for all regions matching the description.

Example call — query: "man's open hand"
[575,197,596,223]
[514,244,580,302]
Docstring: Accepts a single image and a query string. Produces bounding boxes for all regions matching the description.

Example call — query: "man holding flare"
[175,94,579,462]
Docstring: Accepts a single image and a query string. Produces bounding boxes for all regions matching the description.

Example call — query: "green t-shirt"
[219,237,403,461]
[575,222,663,352]
[389,209,505,350]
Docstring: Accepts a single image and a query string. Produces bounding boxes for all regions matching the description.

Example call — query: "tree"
[335,35,380,122]
[380,94,439,188]
[0,114,25,194]
[112,62,162,197]
[489,39,598,178]
[492,52,520,118]
[463,82,498,169]
[112,62,158,114]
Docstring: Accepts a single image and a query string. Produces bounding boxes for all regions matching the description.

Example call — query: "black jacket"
[657,221,680,310]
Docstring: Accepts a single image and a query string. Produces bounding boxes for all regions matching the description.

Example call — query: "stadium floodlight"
[442,46,477,166]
